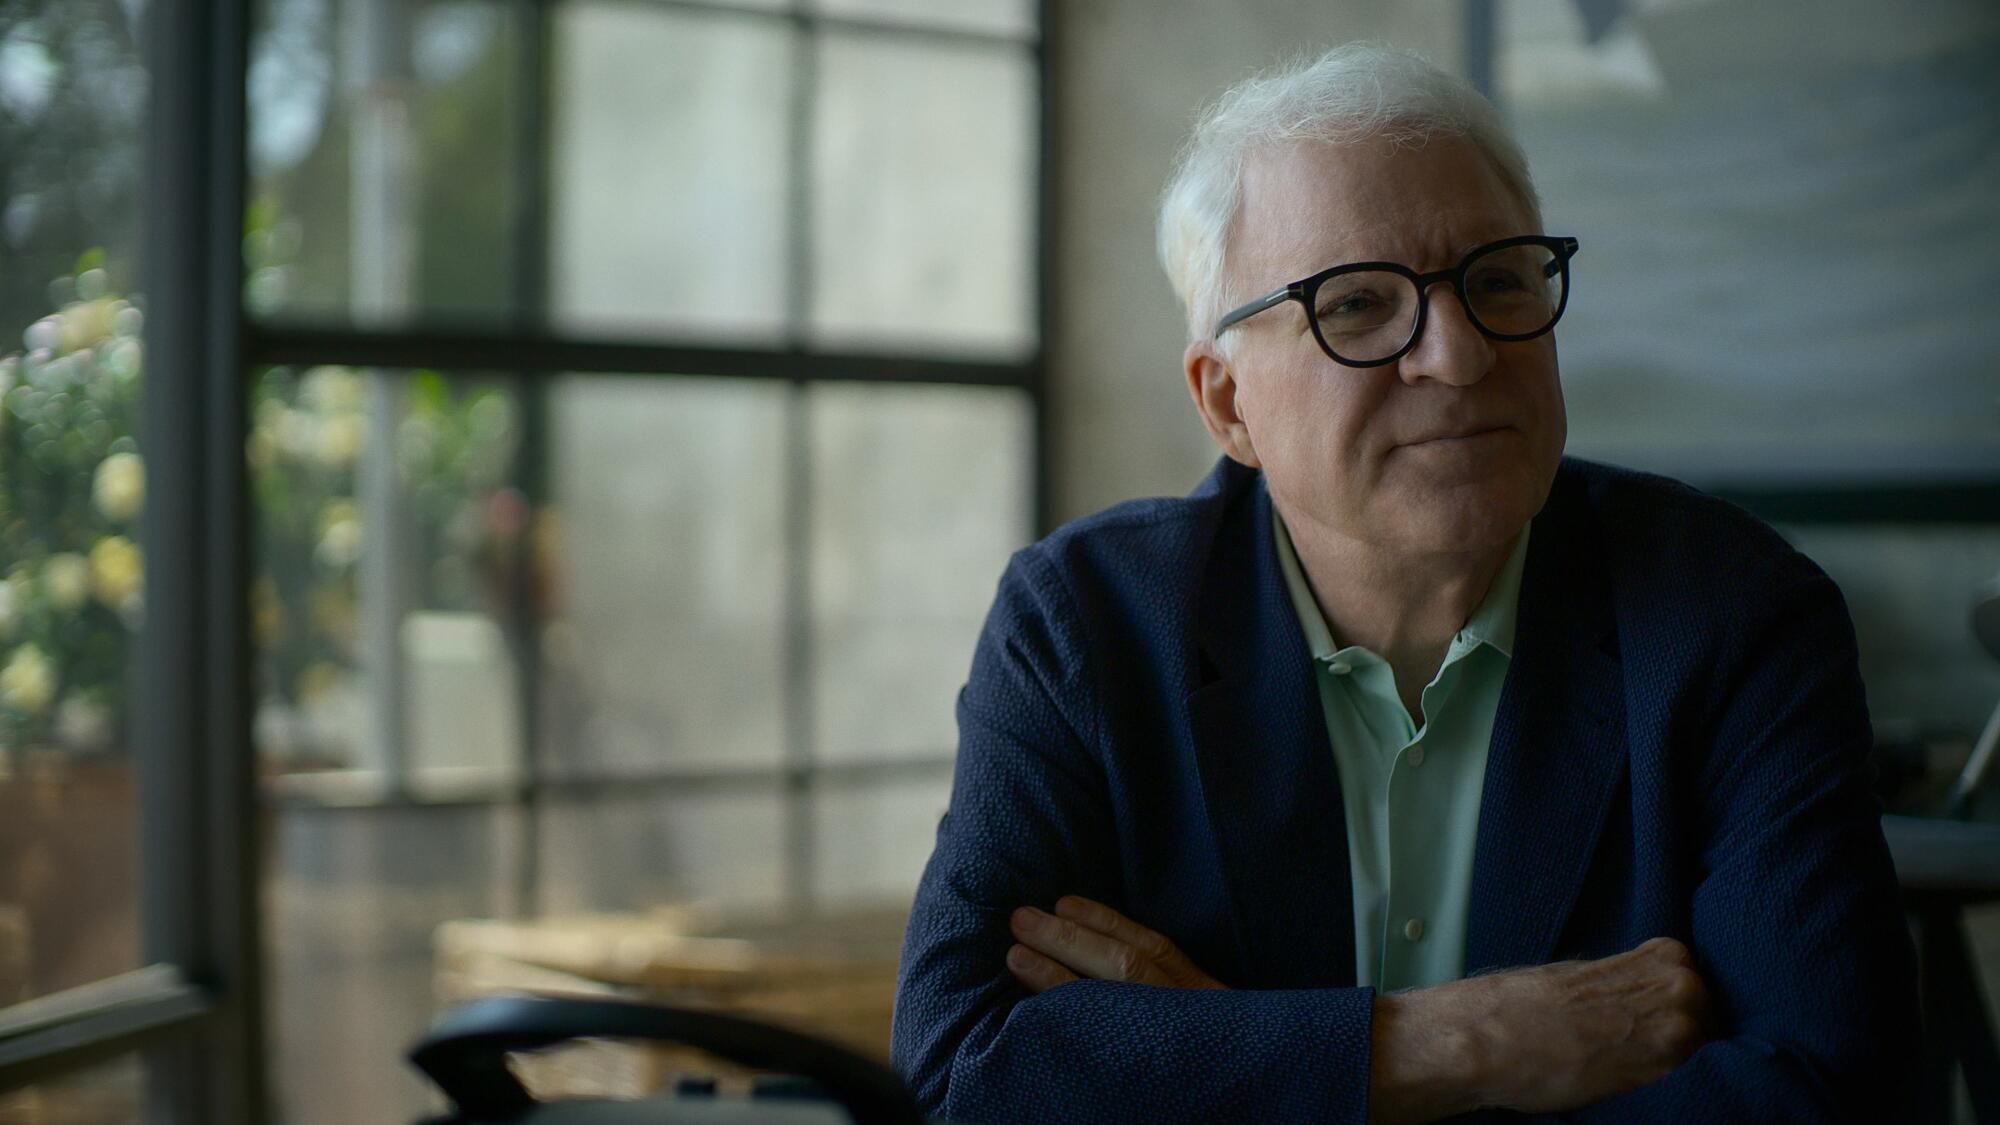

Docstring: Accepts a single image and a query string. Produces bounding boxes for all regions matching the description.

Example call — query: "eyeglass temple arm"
[1544,237,1580,278]
[1213,285,1293,337]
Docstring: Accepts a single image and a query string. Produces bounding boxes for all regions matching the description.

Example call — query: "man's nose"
[1396,281,1495,387]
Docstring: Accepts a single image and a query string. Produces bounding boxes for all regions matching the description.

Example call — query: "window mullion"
[139,0,263,1117]
[778,9,821,914]
[508,0,556,920]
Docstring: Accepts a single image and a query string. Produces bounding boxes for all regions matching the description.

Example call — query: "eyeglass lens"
[1313,242,1565,363]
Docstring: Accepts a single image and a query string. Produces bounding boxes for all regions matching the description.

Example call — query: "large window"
[244,0,1042,1122]
[2,0,1044,1119]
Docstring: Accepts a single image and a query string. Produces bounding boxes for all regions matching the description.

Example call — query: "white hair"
[1156,42,1543,346]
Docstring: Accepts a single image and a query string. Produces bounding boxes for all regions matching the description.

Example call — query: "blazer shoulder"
[1558,456,1815,586]
[984,457,1252,709]
[1014,455,1249,611]
[1553,458,1845,680]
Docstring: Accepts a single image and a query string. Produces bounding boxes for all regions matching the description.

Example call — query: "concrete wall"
[1045,0,1466,524]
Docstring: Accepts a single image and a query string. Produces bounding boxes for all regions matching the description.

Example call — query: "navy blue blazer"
[891,454,1921,1123]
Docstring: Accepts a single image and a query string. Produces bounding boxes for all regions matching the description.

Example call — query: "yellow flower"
[43,553,90,611]
[0,645,54,716]
[245,427,275,473]
[104,337,141,381]
[92,451,146,523]
[300,366,363,413]
[89,536,144,612]
[251,578,286,650]
[277,408,319,460]
[309,586,357,650]
[314,413,364,468]
[315,500,364,569]
[296,661,344,705]
[316,498,360,536]
[55,298,118,352]
[55,697,111,749]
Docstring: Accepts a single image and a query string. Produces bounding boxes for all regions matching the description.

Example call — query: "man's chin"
[1381,476,1546,554]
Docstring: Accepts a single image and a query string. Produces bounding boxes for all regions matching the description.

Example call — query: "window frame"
[1,0,1055,1117]
[0,0,267,1114]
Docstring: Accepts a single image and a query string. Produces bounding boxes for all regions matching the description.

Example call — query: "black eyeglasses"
[1213,235,1580,367]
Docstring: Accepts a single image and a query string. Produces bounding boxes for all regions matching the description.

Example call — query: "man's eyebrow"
[1448,232,1520,260]
[1393,234,1522,270]
[1334,235,1500,269]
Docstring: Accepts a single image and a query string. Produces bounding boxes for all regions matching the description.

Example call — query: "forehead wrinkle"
[1236,142,1532,289]
[1322,209,1525,272]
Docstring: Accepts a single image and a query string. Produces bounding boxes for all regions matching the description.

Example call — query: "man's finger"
[1052,895,1177,961]
[1010,906,1153,984]
[1006,942,1079,994]
[1052,896,1223,988]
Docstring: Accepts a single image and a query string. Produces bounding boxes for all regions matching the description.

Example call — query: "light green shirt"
[1272,509,1531,993]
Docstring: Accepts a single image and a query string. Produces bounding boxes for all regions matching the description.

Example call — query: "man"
[891,43,1917,1123]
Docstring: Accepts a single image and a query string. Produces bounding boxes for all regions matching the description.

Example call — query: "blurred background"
[0,0,1995,1121]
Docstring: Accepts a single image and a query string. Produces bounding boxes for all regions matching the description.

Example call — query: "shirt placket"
[1376,645,1474,991]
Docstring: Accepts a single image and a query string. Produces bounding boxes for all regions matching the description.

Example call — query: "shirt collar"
[1271,504,1532,664]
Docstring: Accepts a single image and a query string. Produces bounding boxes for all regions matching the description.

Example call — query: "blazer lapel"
[1185,472,1358,989]
[1464,468,1628,974]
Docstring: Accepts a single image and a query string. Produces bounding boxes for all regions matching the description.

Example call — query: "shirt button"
[1403,917,1426,942]
[1328,660,1352,676]
[1406,746,1426,767]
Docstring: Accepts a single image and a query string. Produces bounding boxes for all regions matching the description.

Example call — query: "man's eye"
[1470,269,1528,293]
[1319,292,1379,317]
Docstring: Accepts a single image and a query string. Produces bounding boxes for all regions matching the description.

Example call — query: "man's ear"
[1183,339,1260,468]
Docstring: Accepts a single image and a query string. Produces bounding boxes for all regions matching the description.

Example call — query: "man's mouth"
[1408,424,1510,446]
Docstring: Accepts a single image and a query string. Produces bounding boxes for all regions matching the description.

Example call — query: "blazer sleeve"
[1557,551,1922,1123]
[890,549,1379,1124]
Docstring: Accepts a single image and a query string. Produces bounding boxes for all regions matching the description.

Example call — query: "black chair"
[409,994,928,1125]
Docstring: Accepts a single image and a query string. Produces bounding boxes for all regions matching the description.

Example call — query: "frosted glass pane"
[550,5,792,340]
[808,384,1033,760]
[247,0,522,324]
[812,0,1036,39]
[538,791,788,913]
[248,369,522,787]
[810,35,1037,356]
[814,776,951,905]
[268,804,519,1124]
[541,378,788,772]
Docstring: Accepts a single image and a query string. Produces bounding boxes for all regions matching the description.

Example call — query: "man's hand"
[1371,936,1716,1123]
[1005,896,1227,993]
[1004,901,1710,1122]
[1468,935,1716,1112]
